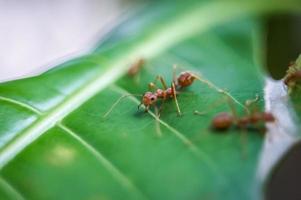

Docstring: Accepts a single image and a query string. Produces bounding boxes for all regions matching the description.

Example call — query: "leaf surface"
[0,1,301,199]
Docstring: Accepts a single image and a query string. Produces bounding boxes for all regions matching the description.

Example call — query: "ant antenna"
[103,94,142,118]
[225,95,238,120]
[245,94,259,107]
[172,82,182,116]
[194,97,226,115]
[192,74,249,114]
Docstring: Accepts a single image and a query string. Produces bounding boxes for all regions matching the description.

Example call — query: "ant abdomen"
[212,112,234,131]
[177,72,196,88]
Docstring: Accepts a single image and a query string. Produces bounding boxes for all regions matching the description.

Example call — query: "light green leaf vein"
[0,176,25,200]
[58,124,148,200]
[0,96,41,115]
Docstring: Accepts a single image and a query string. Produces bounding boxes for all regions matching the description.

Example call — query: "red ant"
[200,96,276,158]
[283,58,301,92]
[127,58,145,77]
[104,67,197,118]
[210,95,275,132]
[212,111,275,131]
[138,70,198,114]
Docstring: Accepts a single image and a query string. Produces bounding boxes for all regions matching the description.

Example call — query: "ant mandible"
[210,95,275,132]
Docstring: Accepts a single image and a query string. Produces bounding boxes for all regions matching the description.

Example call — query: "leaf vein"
[58,124,148,200]
[0,96,42,115]
[0,176,26,200]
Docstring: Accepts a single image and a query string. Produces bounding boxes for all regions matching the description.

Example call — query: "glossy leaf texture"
[0,1,301,200]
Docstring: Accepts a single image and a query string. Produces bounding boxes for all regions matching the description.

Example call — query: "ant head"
[177,71,196,88]
[142,92,157,106]
[212,112,233,131]
[263,112,275,122]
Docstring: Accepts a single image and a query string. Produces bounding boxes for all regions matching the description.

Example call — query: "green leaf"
[0,1,300,199]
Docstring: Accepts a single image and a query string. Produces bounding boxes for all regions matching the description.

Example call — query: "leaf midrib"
[0,0,299,173]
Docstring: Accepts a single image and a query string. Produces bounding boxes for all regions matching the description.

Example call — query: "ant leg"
[138,102,143,110]
[245,94,259,114]
[103,94,142,118]
[157,75,168,90]
[193,74,249,114]
[158,100,166,117]
[173,64,177,84]
[226,96,237,117]
[144,105,150,113]
[240,126,249,159]
[224,95,240,124]
[148,75,168,91]
[172,82,182,116]
[154,105,163,137]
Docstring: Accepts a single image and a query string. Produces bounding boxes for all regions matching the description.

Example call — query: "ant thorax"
[155,89,165,98]
[165,88,175,98]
